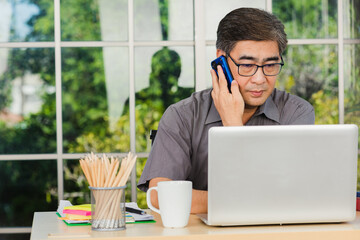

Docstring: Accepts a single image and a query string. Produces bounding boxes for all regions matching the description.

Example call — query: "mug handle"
[146,186,160,214]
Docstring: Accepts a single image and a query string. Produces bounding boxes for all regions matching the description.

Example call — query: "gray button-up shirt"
[138,88,315,191]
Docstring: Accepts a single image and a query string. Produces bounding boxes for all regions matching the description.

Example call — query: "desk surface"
[30,211,360,240]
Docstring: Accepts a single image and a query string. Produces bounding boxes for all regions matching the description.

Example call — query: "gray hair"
[216,8,287,55]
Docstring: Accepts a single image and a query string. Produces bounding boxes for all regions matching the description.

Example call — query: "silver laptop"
[199,124,358,226]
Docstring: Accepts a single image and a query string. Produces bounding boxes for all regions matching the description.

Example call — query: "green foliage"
[344,45,360,120]
[27,0,54,41]
[277,44,338,116]
[136,158,148,208]
[0,160,57,227]
[61,47,110,152]
[159,0,169,40]
[60,0,101,41]
[63,160,91,205]
[346,0,360,39]
[0,49,57,155]
[273,0,337,39]
[0,72,13,111]
[310,90,338,124]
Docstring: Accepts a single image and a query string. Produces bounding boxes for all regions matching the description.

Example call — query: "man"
[138,8,315,214]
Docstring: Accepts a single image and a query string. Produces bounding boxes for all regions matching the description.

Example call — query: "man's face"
[221,40,281,109]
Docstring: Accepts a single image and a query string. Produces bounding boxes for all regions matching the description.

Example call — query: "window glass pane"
[62,47,130,153]
[273,0,337,39]
[61,0,128,41]
[64,159,90,205]
[0,0,54,42]
[133,46,195,152]
[344,44,360,148]
[134,0,194,41]
[137,157,147,208]
[205,0,266,41]
[344,0,360,39]
[0,160,57,227]
[206,45,217,89]
[276,45,338,124]
[0,48,56,154]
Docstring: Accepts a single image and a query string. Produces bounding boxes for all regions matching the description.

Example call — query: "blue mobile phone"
[211,56,234,92]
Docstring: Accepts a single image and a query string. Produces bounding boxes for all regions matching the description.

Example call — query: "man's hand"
[211,66,245,126]
[148,177,171,210]
[149,178,208,214]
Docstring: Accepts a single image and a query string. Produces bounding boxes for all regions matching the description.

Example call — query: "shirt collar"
[205,100,222,125]
[205,90,280,125]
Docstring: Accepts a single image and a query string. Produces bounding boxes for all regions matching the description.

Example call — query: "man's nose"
[250,67,266,84]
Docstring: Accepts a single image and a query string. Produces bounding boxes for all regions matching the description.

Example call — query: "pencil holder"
[89,186,126,231]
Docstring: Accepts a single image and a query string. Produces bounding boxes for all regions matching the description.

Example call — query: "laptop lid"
[207,124,358,226]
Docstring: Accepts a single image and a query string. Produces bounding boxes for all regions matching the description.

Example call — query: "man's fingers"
[230,80,240,96]
[230,81,244,107]
[217,65,229,93]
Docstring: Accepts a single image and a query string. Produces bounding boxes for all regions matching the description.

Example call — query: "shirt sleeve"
[137,105,192,192]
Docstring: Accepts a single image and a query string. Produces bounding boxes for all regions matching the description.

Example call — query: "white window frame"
[0,0,359,235]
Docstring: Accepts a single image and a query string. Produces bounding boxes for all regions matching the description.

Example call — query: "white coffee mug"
[147,180,192,228]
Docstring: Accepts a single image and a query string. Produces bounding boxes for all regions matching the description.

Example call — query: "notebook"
[199,124,358,226]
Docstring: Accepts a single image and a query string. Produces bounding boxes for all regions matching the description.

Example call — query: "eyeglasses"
[227,54,284,77]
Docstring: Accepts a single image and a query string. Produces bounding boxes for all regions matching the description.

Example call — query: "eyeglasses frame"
[226,54,285,77]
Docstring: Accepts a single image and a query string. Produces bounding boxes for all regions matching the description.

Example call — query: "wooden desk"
[30,211,360,240]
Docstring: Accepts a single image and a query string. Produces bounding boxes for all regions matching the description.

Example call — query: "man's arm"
[149,177,208,214]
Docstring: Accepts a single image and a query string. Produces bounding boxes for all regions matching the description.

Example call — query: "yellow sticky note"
[65,214,92,220]
[64,204,91,211]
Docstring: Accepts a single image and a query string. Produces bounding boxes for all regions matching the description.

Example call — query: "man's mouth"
[249,90,265,97]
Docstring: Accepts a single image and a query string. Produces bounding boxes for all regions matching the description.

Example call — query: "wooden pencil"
[79,152,137,229]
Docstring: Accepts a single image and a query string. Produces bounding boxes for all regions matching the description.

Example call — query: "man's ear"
[216,49,226,58]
